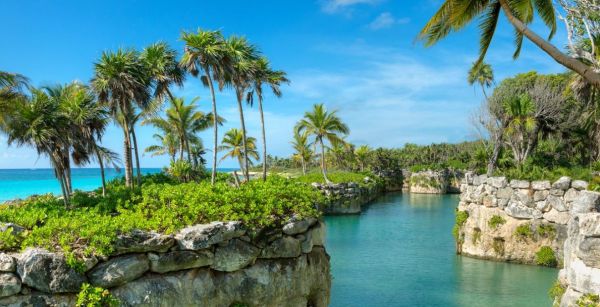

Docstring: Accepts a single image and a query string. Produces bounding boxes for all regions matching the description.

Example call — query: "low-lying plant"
[514,224,534,240]
[538,224,556,240]
[576,293,600,307]
[452,210,469,241]
[488,215,506,230]
[548,280,566,307]
[536,246,558,267]
[76,283,119,307]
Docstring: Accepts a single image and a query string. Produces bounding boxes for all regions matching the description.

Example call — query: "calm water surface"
[325,193,557,307]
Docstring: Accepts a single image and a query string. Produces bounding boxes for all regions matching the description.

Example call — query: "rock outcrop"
[0,219,331,307]
[313,178,383,214]
[406,169,464,194]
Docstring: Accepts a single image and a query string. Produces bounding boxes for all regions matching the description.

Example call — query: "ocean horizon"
[0,167,238,202]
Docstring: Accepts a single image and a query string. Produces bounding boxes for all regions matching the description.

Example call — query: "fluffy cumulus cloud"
[368,12,410,30]
[321,0,381,13]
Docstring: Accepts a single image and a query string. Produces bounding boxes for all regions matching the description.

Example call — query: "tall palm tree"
[180,29,227,185]
[468,61,494,99]
[218,128,259,174]
[140,42,185,102]
[354,145,370,172]
[0,71,28,102]
[145,133,180,162]
[92,49,151,188]
[419,0,600,88]
[223,36,259,182]
[503,94,537,165]
[247,57,290,181]
[295,103,349,182]
[95,146,121,197]
[291,130,312,175]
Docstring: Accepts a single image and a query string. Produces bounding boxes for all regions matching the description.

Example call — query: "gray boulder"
[543,209,571,225]
[504,202,542,219]
[473,175,488,186]
[0,223,24,236]
[487,177,507,188]
[533,190,549,202]
[496,187,514,200]
[532,180,551,190]
[510,180,530,189]
[547,195,568,212]
[211,239,259,272]
[311,221,326,246]
[552,177,572,190]
[176,221,245,250]
[148,250,213,274]
[260,236,301,259]
[17,248,86,293]
[565,188,580,202]
[550,189,565,196]
[0,273,20,297]
[88,254,149,288]
[282,218,316,236]
[0,254,15,272]
[572,180,589,191]
[577,214,600,237]
[113,230,174,255]
[577,237,600,268]
[571,191,600,214]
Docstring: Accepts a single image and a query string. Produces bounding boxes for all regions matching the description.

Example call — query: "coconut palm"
[291,130,312,175]
[295,103,349,182]
[223,36,259,182]
[247,57,290,181]
[92,49,151,188]
[145,132,180,162]
[354,145,371,171]
[419,0,600,87]
[180,29,227,185]
[218,128,259,174]
[95,146,121,197]
[503,94,537,165]
[140,42,185,102]
[468,61,494,99]
[0,71,28,102]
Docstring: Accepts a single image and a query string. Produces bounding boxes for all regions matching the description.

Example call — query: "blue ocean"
[0,168,236,202]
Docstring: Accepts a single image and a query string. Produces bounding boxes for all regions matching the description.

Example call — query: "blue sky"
[0,0,568,168]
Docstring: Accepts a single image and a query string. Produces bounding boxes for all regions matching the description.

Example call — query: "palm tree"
[247,57,290,181]
[92,49,151,188]
[180,29,227,185]
[291,130,312,175]
[140,42,185,102]
[419,0,600,88]
[295,104,349,182]
[218,128,259,174]
[503,94,537,165]
[94,146,121,197]
[145,132,180,162]
[0,71,28,102]
[354,145,370,171]
[223,36,259,182]
[468,61,494,99]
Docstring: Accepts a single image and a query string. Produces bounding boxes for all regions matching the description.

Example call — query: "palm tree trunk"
[96,149,106,197]
[320,137,329,183]
[258,96,267,181]
[301,158,306,175]
[122,125,133,188]
[185,138,193,166]
[205,67,219,185]
[131,127,142,187]
[235,88,250,182]
[179,136,185,161]
[487,132,503,176]
[498,0,600,88]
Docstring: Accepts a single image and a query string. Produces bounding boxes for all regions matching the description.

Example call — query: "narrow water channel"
[325,193,558,307]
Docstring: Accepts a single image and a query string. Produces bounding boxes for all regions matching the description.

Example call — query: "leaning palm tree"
[140,42,185,102]
[419,0,600,87]
[218,128,259,174]
[223,36,259,182]
[247,57,290,181]
[92,49,151,188]
[180,29,227,185]
[468,61,494,99]
[291,130,312,175]
[0,71,28,102]
[95,146,121,197]
[295,103,349,182]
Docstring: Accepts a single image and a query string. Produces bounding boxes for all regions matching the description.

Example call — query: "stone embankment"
[403,169,464,194]
[0,219,330,307]
[313,177,384,215]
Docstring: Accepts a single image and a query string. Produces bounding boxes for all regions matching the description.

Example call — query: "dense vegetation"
[0,174,322,257]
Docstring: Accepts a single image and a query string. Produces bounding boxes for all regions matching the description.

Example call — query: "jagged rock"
[577,238,600,268]
[0,223,24,236]
[504,202,542,219]
[498,199,509,209]
[550,189,565,196]
[0,293,75,306]
[543,209,571,225]
[536,201,551,212]
[496,187,513,200]
[81,255,98,272]
[532,181,551,190]
[534,190,549,202]
[0,273,20,297]
[510,180,530,189]
[148,250,213,274]
[211,239,260,272]
[88,254,149,288]
[483,196,497,207]
[473,175,488,186]
[571,191,600,214]
[299,231,313,254]
[572,180,589,191]
[113,230,174,255]
[260,236,301,259]
[175,221,245,250]
[282,218,316,235]
[553,177,572,191]
[0,254,15,272]
[565,188,580,203]
[578,214,600,237]
[513,189,533,205]
[547,195,568,212]
[487,177,507,188]
[311,221,326,246]
[17,249,86,293]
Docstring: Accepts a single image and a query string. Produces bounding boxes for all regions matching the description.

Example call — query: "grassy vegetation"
[538,224,557,240]
[76,283,119,307]
[514,224,534,240]
[452,210,469,241]
[576,294,600,307]
[488,215,506,230]
[548,280,566,307]
[536,246,558,267]
[0,174,322,256]
[293,171,379,187]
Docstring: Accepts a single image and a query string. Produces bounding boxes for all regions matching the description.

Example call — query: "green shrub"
[576,293,600,307]
[452,211,469,241]
[548,280,566,307]
[514,224,533,240]
[294,171,380,188]
[0,228,20,250]
[538,224,556,239]
[536,246,558,267]
[76,283,119,307]
[488,215,506,230]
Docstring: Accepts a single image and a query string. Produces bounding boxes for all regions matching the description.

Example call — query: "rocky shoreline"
[0,219,330,307]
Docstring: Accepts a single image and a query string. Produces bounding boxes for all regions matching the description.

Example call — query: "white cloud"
[368,12,410,30]
[321,0,381,14]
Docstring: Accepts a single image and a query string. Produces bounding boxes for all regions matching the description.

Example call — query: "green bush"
[294,171,382,189]
[452,211,469,241]
[538,224,556,239]
[548,280,566,307]
[536,246,558,267]
[0,228,20,250]
[0,176,322,256]
[488,215,506,230]
[576,293,600,307]
[76,283,119,307]
[514,224,533,240]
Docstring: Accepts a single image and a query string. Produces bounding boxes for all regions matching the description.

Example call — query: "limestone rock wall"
[0,219,330,307]
[314,178,383,214]
[407,169,464,194]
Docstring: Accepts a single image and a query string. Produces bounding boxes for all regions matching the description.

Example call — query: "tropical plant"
[295,104,349,182]
[140,41,185,102]
[180,29,228,185]
[247,57,290,180]
[468,61,494,99]
[354,145,371,171]
[291,130,313,175]
[218,128,259,173]
[0,71,28,103]
[419,0,600,88]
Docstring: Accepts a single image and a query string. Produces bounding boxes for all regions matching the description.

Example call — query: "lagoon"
[325,193,558,307]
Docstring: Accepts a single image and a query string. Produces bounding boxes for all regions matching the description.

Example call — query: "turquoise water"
[325,193,558,307]
[0,168,237,201]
